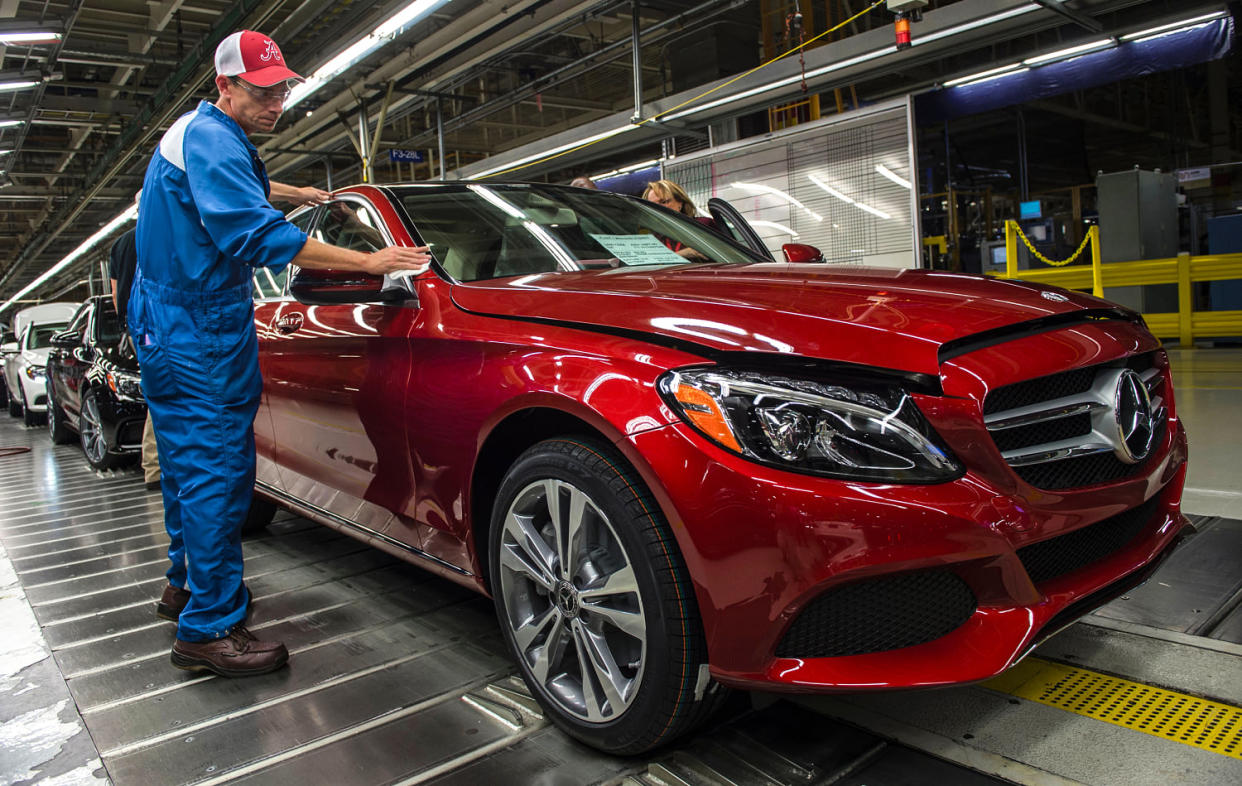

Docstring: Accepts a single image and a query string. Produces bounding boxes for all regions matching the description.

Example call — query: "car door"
[252,207,316,494]
[707,197,777,261]
[261,196,424,548]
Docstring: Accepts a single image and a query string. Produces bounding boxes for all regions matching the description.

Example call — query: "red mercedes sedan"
[250,183,1189,754]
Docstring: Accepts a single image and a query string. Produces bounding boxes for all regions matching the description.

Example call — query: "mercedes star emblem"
[1113,369,1156,463]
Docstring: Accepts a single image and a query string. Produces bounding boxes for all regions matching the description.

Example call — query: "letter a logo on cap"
[259,39,281,63]
[215,30,303,87]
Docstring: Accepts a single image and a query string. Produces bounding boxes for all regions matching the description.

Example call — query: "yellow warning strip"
[984,657,1242,760]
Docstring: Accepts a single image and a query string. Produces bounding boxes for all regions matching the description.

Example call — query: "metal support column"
[631,1,642,122]
[358,95,371,183]
[436,98,446,181]
[1016,108,1028,201]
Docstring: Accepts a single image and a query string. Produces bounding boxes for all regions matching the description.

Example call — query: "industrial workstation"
[1,1,1240,784]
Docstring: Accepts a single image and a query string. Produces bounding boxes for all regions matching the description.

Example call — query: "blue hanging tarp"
[915,17,1234,123]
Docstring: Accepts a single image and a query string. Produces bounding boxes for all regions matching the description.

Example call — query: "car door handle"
[274,312,305,334]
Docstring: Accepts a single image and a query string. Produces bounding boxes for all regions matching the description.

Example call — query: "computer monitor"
[1019,200,1042,220]
[989,243,1006,267]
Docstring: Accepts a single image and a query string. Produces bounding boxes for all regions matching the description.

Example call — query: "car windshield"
[395,184,761,282]
[26,323,67,350]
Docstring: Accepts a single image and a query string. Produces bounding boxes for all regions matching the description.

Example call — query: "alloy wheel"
[496,478,647,723]
[81,394,107,465]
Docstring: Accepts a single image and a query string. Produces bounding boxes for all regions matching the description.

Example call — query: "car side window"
[316,200,387,253]
[65,305,90,341]
[253,208,316,300]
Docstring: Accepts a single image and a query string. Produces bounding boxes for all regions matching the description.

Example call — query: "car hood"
[448,264,1126,375]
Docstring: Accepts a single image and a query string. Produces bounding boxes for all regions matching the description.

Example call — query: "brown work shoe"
[155,583,252,622]
[155,584,191,621]
[170,626,288,677]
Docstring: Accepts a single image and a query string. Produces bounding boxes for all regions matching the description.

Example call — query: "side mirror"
[2,340,19,354]
[782,243,824,263]
[50,330,83,349]
[290,269,415,305]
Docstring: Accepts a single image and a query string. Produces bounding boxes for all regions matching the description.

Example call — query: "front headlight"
[106,370,144,401]
[658,367,963,483]
[23,364,45,380]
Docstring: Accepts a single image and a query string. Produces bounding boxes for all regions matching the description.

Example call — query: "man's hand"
[269,180,330,207]
[289,186,330,206]
[361,245,432,278]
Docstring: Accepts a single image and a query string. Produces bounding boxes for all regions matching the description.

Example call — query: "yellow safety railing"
[993,219,1242,346]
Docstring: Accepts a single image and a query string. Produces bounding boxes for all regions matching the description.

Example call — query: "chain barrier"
[1010,220,1093,267]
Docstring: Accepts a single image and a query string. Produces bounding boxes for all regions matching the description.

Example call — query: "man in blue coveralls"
[132,30,430,677]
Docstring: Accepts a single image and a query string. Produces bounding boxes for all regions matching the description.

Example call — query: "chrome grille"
[984,354,1165,490]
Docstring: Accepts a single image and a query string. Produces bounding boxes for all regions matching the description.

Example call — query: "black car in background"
[46,296,147,469]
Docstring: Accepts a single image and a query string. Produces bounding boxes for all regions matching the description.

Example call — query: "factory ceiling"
[0,0,1235,313]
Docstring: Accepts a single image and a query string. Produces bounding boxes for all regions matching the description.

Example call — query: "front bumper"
[96,393,147,454]
[625,415,1189,692]
[18,372,47,412]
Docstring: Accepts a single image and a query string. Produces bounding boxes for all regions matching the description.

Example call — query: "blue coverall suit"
[131,101,306,643]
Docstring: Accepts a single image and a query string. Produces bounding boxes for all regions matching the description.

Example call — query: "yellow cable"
[480,0,887,180]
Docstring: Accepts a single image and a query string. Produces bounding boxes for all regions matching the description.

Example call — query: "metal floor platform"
[3,347,1241,786]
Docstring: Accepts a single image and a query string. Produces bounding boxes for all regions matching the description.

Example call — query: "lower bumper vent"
[1017,495,1162,585]
[117,419,145,449]
[776,570,977,658]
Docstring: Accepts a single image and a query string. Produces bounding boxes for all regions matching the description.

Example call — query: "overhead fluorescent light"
[591,158,661,181]
[944,62,1023,87]
[958,66,1028,87]
[0,79,40,92]
[1119,11,1228,41]
[0,149,11,155]
[664,45,892,121]
[1022,38,1114,66]
[0,203,138,314]
[875,164,911,190]
[732,181,823,222]
[0,31,61,45]
[472,124,638,178]
[749,220,798,238]
[285,0,451,109]
[912,5,1040,47]
[664,3,1042,123]
[0,119,23,128]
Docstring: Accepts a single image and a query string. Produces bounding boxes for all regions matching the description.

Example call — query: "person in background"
[569,176,598,190]
[108,223,163,491]
[642,179,717,260]
[110,183,325,494]
[132,29,429,678]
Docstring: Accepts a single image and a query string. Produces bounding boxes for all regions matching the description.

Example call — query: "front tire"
[79,389,119,470]
[7,396,20,418]
[489,437,725,754]
[242,494,276,535]
[21,388,42,427]
[46,383,72,443]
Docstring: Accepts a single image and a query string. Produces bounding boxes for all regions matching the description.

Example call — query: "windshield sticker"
[588,233,689,266]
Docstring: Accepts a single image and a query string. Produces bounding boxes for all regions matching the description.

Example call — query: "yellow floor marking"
[984,657,1241,759]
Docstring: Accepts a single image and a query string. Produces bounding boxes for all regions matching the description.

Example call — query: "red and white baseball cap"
[215,30,303,87]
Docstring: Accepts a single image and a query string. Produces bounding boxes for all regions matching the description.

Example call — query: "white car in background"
[4,302,78,426]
